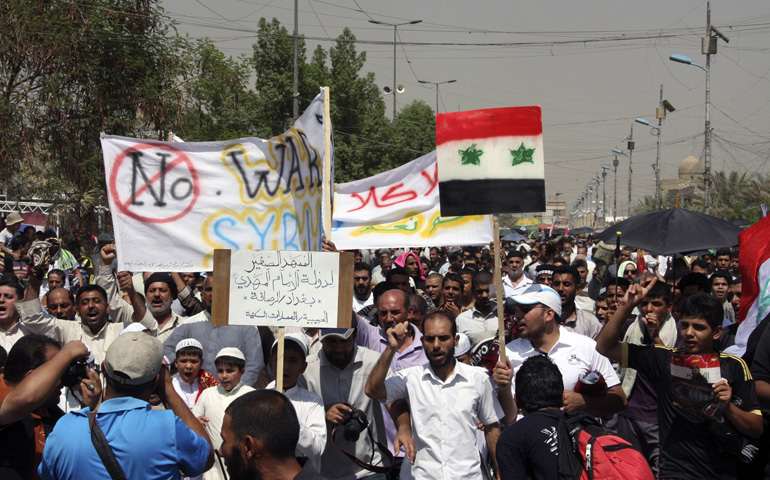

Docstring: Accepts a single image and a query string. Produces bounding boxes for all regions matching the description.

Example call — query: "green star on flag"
[458,144,484,166]
[510,142,535,167]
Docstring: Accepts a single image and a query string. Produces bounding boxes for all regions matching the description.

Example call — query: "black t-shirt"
[626,343,761,480]
[496,410,560,480]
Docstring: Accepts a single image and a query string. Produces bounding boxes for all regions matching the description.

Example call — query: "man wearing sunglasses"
[503,284,626,419]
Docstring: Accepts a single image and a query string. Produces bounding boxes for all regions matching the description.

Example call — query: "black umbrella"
[570,227,593,235]
[594,208,741,255]
[730,216,752,228]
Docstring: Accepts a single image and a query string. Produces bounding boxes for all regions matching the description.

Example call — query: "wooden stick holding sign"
[436,106,545,367]
[492,215,507,362]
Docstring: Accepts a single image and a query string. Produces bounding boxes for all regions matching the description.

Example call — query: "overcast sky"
[161,0,770,216]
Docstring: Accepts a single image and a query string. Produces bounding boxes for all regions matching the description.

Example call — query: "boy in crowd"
[193,348,254,480]
[615,282,679,477]
[266,333,326,472]
[596,278,762,480]
[173,339,218,409]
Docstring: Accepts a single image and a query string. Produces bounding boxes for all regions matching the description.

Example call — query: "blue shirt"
[39,397,209,480]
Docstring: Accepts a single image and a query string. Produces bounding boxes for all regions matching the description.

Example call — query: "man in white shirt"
[266,333,326,472]
[456,271,496,337]
[502,250,532,298]
[353,262,374,313]
[504,284,626,418]
[366,311,514,480]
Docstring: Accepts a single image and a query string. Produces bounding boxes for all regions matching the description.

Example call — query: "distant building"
[661,156,704,200]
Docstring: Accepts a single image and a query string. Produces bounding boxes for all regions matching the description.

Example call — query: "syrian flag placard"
[436,106,545,216]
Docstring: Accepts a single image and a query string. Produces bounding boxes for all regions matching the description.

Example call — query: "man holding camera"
[0,335,99,480]
[39,332,214,479]
[301,317,389,480]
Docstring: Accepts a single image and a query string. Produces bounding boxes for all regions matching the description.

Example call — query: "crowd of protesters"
[0,211,765,480]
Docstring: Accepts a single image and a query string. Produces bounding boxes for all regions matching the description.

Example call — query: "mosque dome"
[678,156,704,180]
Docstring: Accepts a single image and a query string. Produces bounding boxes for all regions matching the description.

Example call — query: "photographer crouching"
[0,336,100,479]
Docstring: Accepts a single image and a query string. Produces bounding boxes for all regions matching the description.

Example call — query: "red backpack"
[535,411,654,480]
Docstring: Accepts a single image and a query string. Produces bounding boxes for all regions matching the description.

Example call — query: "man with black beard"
[220,389,326,480]
[366,311,514,480]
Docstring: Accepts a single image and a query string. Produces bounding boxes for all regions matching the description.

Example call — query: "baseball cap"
[216,347,245,362]
[271,333,309,357]
[5,212,22,226]
[506,284,562,317]
[319,312,358,341]
[104,332,164,385]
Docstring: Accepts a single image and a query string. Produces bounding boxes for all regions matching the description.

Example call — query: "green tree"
[173,38,259,141]
[392,100,436,167]
[328,28,392,183]
[0,0,185,227]
[251,18,324,138]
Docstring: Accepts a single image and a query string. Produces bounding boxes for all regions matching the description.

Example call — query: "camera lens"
[343,420,363,442]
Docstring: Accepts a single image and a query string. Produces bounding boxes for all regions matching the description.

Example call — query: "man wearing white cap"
[504,284,626,417]
[39,332,214,479]
[267,333,326,472]
[194,347,254,480]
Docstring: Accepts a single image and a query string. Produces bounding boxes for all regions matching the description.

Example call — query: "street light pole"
[369,19,422,122]
[601,165,611,227]
[418,79,457,113]
[592,177,601,228]
[670,2,727,214]
[612,148,631,216]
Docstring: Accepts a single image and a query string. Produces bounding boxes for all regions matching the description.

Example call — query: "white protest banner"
[227,250,345,328]
[331,151,494,249]
[101,89,330,271]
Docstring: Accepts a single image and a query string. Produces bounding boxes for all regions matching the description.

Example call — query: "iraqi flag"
[436,106,545,216]
[723,215,770,357]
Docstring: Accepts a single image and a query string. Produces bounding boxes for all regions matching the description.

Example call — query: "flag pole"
[492,215,507,362]
[322,86,332,239]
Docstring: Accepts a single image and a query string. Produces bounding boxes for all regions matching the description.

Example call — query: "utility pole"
[703,2,728,214]
[704,2,712,213]
[655,85,664,209]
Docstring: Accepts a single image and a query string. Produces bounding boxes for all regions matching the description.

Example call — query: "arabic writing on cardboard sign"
[228,250,340,328]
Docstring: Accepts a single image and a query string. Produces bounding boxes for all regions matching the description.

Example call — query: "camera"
[342,404,369,442]
[61,360,101,388]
